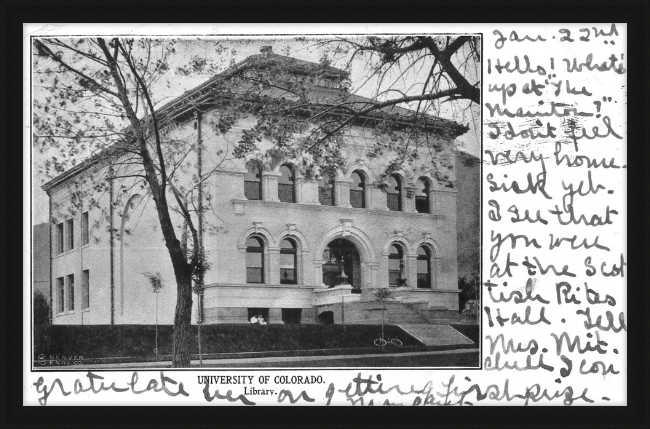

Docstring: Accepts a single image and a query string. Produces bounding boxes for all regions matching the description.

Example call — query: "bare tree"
[33,38,221,367]
[229,36,480,184]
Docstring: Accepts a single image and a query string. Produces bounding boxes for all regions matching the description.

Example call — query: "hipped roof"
[42,50,469,193]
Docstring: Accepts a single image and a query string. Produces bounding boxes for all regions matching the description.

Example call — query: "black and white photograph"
[19,21,632,410]
[31,33,481,370]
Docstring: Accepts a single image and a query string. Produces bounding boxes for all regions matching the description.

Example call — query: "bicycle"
[374,337,403,347]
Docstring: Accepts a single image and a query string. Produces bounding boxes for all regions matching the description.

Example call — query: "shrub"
[33,324,421,359]
[34,291,50,325]
[458,273,480,316]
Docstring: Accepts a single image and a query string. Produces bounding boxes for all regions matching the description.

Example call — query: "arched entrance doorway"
[322,238,361,293]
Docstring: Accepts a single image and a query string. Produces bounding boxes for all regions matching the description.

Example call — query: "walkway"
[69,348,478,369]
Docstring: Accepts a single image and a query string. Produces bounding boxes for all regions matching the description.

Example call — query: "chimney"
[260,45,273,56]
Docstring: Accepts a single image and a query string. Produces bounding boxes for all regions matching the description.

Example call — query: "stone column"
[406,254,418,288]
[301,307,316,324]
[262,172,280,202]
[236,245,248,284]
[313,260,326,287]
[269,308,283,324]
[334,179,352,208]
[428,188,436,213]
[368,184,388,211]
[404,184,418,213]
[360,261,381,301]
[267,247,281,284]
[433,257,443,290]
[301,178,320,205]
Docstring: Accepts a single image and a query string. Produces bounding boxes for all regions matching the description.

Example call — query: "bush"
[458,273,480,315]
[34,291,50,325]
[33,324,421,359]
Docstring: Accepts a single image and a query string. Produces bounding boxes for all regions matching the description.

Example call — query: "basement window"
[281,308,302,324]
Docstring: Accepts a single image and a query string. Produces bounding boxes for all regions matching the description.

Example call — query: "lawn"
[34,324,423,359]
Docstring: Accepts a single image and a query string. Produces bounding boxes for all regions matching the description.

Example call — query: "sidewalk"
[64,348,478,369]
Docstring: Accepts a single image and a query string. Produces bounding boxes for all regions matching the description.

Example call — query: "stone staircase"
[397,324,475,346]
[402,301,462,325]
[343,299,460,325]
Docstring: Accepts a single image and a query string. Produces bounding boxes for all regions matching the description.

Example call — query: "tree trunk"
[172,272,193,367]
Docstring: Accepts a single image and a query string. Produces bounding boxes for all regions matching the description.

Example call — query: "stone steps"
[343,300,454,325]
[398,324,475,346]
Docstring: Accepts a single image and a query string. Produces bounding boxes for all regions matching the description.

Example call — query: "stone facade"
[43,52,470,326]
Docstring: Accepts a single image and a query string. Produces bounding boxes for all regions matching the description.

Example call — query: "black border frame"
[2,1,648,428]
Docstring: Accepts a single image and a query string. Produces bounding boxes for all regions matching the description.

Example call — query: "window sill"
[232,199,445,219]
[205,283,317,290]
[53,249,75,259]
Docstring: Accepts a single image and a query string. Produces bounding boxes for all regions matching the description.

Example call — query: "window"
[282,308,302,324]
[56,223,64,255]
[56,277,65,313]
[388,244,404,286]
[350,171,365,209]
[248,308,269,323]
[318,173,335,206]
[82,270,90,309]
[415,178,430,213]
[244,162,262,200]
[386,175,402,211]
[246,236,264,283]
[417,246,432,288]
[66,274,75,312]
[65,219,74,251]
[82,212,89,246]
[280,238,297,284]
[278,164,295,203]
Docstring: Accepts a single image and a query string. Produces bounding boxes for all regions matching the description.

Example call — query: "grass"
[34,324,422,359]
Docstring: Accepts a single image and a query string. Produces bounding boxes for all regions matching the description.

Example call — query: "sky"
[31,36,480,225]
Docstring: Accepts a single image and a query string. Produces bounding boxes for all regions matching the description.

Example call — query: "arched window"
[278,164,295,203]
[388,243,405,286]
[386,175,402,211]
[415,178,430,213]
[417,246,432,288]
[350,171,365,209]
[318,173,335,206]
[246,236,264,283]
[244,162,262,200]
[280,238,297,284]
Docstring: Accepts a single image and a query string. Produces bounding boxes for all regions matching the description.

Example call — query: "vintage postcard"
[24,23,626,406]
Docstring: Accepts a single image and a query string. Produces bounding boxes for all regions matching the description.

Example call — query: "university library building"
[42,49,478,329]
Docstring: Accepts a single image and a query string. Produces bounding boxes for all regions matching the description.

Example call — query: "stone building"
[42,49,472,327]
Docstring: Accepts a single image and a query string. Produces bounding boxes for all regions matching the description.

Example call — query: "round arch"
[276,227,310,286]
[381,234,414,257]
[270,161,303,177]
[315,225,376,265]
[411,236,441,290]
[344,164,375,183]
[275,227,310,254]
[313,224,377,289]
[416,175,435,189]
[387,169,409,184]
[412,235,442,258]
[237,224,275,251]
